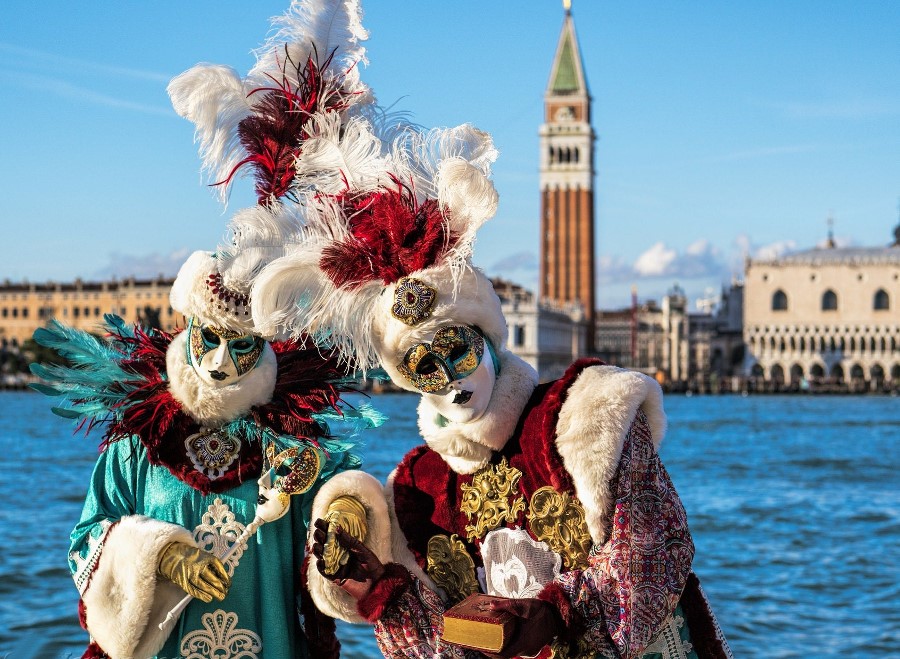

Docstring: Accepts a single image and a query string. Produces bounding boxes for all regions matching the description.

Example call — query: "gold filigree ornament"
[549,637,595,659]
[459,458,526,542]
[391,277,437,326]
[526,486,592,570]
[265,442,322,495]
[426,534,479,604]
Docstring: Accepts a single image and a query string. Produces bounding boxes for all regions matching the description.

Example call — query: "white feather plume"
[293,112,390,195]
[248,0,371,104]
[167,64,254,202]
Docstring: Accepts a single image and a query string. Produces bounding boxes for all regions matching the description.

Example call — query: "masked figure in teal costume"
[32,250,380,659]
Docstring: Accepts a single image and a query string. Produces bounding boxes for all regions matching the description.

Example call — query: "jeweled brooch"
[391,277,436,326]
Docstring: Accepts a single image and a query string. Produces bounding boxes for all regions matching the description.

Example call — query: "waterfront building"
[492,277,586,382]
[743,226,900,390]
[0,276,179,349]
[594,283,745,390]
[539,4,596,351]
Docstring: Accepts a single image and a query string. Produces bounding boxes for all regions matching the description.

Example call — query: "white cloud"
[633,242,677,276]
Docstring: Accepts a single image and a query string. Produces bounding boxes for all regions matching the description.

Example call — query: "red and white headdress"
[247,118,506,387]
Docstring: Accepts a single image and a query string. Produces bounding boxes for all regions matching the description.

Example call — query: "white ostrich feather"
[217,202,309,291]
[167,64,254,202]
[250,243,382,369]
[293,112,390,195]
[248,0,371,104]
[388,124,499,289]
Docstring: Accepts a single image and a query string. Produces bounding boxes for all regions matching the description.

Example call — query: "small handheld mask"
[397,325,485,393]
[187,317,266,387]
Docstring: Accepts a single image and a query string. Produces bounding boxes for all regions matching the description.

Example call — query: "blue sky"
[2,1,898,310]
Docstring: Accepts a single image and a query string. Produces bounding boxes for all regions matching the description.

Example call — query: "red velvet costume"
[336,360,732,659]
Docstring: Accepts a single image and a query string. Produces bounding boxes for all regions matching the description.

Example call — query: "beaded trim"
[207,272,252,317]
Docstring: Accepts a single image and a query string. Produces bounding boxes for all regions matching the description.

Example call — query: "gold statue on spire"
[563,0,572,11]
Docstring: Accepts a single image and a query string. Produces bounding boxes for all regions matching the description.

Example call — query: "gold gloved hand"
[157,541,231,603]
[320,495,368,577]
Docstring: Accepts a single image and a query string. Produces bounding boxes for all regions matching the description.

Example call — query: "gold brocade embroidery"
[425,534,478,605]
[459,458,526,542]
[550,637,595,659]
[526,486,592,570]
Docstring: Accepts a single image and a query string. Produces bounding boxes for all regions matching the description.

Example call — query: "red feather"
[217,46,358,204]
[320,180,458,289]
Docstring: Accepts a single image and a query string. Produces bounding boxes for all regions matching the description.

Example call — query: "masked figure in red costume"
[246,85,732,659]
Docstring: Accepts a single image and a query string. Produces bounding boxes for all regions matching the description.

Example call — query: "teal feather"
[29,317,137,426]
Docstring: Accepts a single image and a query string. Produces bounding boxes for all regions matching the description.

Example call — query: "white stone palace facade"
[743,243,900,389]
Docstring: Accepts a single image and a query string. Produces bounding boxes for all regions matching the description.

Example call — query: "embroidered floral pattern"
[374,575,470,659]
[192,498,248,576]
[180,609,262,659]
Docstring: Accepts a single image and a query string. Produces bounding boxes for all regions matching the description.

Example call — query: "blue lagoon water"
[0,391,897,658]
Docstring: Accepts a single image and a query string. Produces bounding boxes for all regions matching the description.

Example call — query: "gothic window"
[799,336,806,352]
[821,289,838,311]
[573,147,580,163]
[514,325,526,347]
[22,308,28,319]
[772,290,788,311]
[850,336,856,352]
[874,289,890,310]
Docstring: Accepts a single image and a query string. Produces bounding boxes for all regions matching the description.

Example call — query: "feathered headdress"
[247,117,506,386]
[167,0,378,206]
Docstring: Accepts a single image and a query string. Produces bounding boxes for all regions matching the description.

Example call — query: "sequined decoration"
[459,458,526,542]
[207,271,252,317]
[265,443,322,495]
[426,534,479,605]
[391,277,436,326]
[184,429,241,480]
[526,486,592,570]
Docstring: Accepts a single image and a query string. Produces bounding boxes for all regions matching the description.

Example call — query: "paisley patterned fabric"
[554,413,694,658]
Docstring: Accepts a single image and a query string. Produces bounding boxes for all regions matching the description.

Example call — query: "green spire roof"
[551,32,579,93]
[547,15,587,96]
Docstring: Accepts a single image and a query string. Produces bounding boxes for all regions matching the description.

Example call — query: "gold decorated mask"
[397,325,485,393]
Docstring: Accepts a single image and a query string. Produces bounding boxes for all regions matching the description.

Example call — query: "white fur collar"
[417,352,538,474]
[166,332,277,427]
[554,365,667,543]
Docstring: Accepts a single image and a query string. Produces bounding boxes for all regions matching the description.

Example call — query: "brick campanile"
[539,3,596,353]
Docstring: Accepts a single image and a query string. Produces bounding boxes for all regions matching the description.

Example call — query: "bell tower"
[539,0,596,352]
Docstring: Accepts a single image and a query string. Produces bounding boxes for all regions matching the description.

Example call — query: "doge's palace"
[744,226,900,389]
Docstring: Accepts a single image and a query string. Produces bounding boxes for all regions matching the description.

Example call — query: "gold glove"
[321,495,368,577]
[157,541,231,603]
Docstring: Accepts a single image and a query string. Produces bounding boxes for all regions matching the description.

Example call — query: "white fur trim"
[170,251,256,334]
[166,333,277,427]
[384,469,441,595]
[306,470,393,623]
[554,365,667,544]
[417,352,538,474]
[82,515,195,659]
[372,265,509,389]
